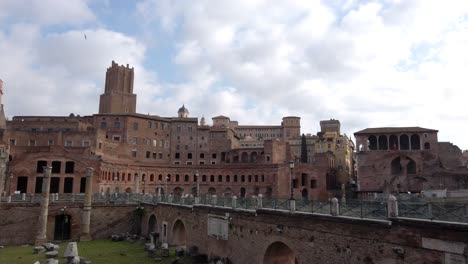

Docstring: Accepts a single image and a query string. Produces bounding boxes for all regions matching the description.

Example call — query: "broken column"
[80,167,94,241]
[35,166,52,246]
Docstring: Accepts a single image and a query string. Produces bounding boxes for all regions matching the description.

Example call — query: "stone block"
[64,242,79,258]
[45,250,59,259]
[33,246,45,254]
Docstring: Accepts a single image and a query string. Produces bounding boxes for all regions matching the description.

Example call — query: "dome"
[177,104,189,118]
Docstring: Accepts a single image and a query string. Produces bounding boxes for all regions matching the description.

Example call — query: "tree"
[301,134,308,163]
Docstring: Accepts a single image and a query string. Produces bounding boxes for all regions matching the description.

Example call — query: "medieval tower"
[98,61,137,114]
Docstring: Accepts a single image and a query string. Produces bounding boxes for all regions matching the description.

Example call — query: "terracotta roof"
[354,127,438,135]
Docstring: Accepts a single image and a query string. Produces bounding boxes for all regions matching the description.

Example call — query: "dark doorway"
[54,214,71,240]
[240,187,246,198]
[35,177,43,193]
[391,157,402,175]
[17,176,28,193]
[64,177,73,193]
[80,177,86,193]
[301,189,308,202]
[50,177,60,193]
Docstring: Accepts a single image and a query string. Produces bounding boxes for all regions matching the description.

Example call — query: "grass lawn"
[0,239,192,264]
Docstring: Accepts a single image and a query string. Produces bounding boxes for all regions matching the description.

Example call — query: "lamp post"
[165,175,169,199]
[289,160,296,211]
[289,160,294,200]
[195,171,200,197]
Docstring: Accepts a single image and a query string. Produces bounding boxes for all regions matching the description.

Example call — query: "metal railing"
[2,193,467,224]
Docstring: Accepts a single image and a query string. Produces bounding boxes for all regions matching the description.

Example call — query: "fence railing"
[2,193,467,223]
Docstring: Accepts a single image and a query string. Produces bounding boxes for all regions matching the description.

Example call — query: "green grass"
[0,240,192,264]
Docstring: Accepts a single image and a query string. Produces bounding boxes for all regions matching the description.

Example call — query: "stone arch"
[391,157,402,175]
[172,219,187,247]
[125,187,133,193]
[148,214,157,236]
[208,187,216,195]
[224,187,233,197]
[250,152,258,162]
[389,135,399,150]
[301,188,308,201]
[241,152,249,163]
[173,187,184,197]
[368,135,377,150]
[424,142,431,150]
[411,134,420,150]
[400,134,409,150]
[407,157,417,174]
[378,135,388,150]
[263,241,296,264]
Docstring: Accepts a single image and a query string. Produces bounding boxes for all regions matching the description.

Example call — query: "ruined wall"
[145,203,467,264]
[0,203,134,245]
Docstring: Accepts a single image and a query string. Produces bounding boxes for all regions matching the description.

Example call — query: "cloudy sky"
[1,0,468,149]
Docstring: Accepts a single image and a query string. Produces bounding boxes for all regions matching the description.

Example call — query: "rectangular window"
[146,139,151,146]
[186,161,193,165]
[132,137,138,144]
[155,122,158,129]
[310,180,317,189]
[146,151,151,158]
[152,152,157,159]
[65,140,73,147]
[131,149,137,157]
[212,153,217,159]
[112,135,121,141]
[148,121,152,128]
[65,161,75,174]
[48,140,54,146]
[64,177,73,193]
[158,153,163,159]
[153,139,157,147]
[133,122,139,130]
[100,122,107,129]
[188,126,192,132]
[82,141,90,147]
[29,140,36,146]
[199,161,205,165]
[165,141,169,148]
[114,122,121,129]
[35,177,43,193]
[175,153,180,159]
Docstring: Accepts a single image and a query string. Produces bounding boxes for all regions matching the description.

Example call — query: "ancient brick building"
[1,62,340,201]
[354,127,468,195]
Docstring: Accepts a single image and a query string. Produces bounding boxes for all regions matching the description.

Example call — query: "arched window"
[391,157,402,175]
[411,134,420,150]
[368,135,377,150]
[150,174,154,181]
[250,152,258,162]
[241,175,245,182]
[175,174,180,182]
[218,175,222,182]
[400,134,409,150]
[407,158,416,174]
[389,135,399,150]
[248,175,252,182]
[241,152,249,163]
[210,175,214,182]
[184,175,189,182]
[128,173,131,181]
[202,175,207,182]
[226,175,230,182]
[158,174,162,181]
[234,175,238,182]
[378,135,388,150]
[424,142,431,150]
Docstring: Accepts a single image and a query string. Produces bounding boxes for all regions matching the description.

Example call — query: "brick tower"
[98,61,137,114]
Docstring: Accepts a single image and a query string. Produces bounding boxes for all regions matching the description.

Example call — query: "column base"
[80,234,92,242]
[34,237,47,246]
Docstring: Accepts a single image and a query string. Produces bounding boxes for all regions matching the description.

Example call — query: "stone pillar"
[289,199,296,212]
[211,195,217,206]
[387,194,398,218]
[330,198,339,216]
[22,193,26,201]
[80,167,94,241]
[134,174,140,194]
[35,166,52,246]
[232,196,237,209]
[257,194,263,209]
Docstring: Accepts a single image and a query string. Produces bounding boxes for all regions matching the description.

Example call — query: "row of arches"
[154,186,273,198]
[146,215,296,264]
[367,134,430,151]
[100,171,273,185]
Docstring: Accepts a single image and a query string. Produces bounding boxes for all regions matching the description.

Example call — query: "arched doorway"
[54,214,72,240]
[172,220,186,247]
[173,187,184,197]
[263,241,296,264]
[208,187,216,196]
[301,189,308,203]
[224,187,233,198]
[148,214,157,236]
